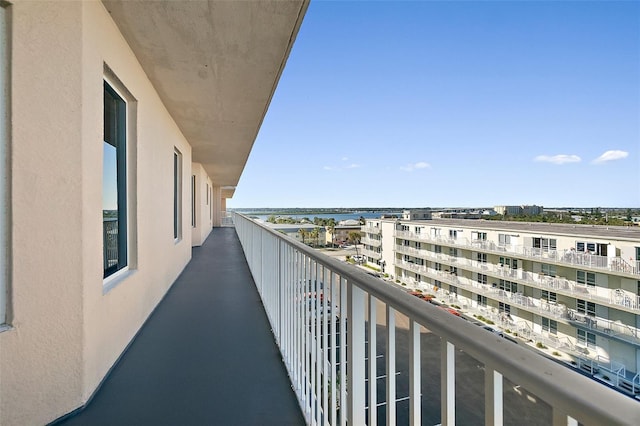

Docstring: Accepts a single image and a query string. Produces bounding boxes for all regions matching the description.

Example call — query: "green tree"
[298,228,308,244]
[348,231,362,262]
[310,227,321,247]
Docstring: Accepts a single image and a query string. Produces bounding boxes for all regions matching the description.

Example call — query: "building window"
[103,81,128,278]
[191,175,196,227]
[541,290,557,302]
[449,229,457,239]
[449,247,458,257]
[0,2,8,323]
[414,227,421,234]
[499,279,517,293]
[534,237,557,251]
[499,256,518,269]
[434,245,442,254]
[450,285,458,295]
[472,231,487,240]
[577,329,596,349]
[541,263,556,276]
[477,295,487,307]
[173,149,182,240]
[435,262,442,271]
[476,252,487,263]
[542,318,558,335]
[498,302,511,314]
[577,299,596,316]
[498,233,511,246]
[416,274,421,282]
[576,271,596,287]
[477,273,487,285]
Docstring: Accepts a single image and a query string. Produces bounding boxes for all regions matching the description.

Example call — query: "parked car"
[439,306,461,316]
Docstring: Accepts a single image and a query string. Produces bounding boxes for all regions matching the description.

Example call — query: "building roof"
[384,218,640,241]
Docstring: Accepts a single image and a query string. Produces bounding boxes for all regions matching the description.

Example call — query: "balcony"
[60,216,639,425]
[361,236,382,248]
[395,244,640,314]
[362,226,382,235]
[361,247,382,260]
[394,231,640,278]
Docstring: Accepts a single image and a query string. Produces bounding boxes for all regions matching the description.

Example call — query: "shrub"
[536,342,547,349]
[552,351,561,356]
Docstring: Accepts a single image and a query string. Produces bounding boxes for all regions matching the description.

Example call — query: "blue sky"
[229,0,640,209]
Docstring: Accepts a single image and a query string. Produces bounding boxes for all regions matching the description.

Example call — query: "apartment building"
[364,214,640,396]
[0,1,306,424]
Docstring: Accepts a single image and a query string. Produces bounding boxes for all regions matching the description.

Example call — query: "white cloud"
[323,163,360,171]
[401,161,431,172]
[533,154,581,165]
[323,166,336,171]
[592,150,629,164]
[345,163,361,169]
[341,157,348,161]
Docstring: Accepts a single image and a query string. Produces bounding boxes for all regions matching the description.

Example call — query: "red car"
[439,306,461,316]
[410,291,434,301]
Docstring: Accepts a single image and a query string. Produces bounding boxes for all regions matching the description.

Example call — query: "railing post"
[386,305,396,426]
[347,282,366,426]
[409,320,421,426]
[368,294,377,426]
[485,367,503,426]
[441,340,455,425]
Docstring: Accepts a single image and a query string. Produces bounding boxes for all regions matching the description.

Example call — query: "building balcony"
[396,245,640,315]
[361,236,382,247]
[361,247,382,260]
[60,217,639,425]
[361,225,382,235]
[393,230,640,278]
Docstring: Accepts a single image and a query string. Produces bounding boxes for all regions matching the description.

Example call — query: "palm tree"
[347,231,362,262]
[310,227,321,247]
[298,228,308,244]
[327,225,335,248]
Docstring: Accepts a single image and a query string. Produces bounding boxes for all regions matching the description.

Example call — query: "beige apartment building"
[0,1,306,424]
[362,215,640,397]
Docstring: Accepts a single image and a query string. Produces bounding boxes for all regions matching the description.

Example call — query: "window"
[209,185,212,220]
[435,262,442,271]
[541,263,556,276]
[636,247,640,261]
[472,231,487,240]
[498,233,511,246]
[416,242,421,249]
[577,271,596,287]
[542,318,558,335]
[541,290,557,302]
[477,273,487,285]
[191,175,196,227]
[477,295,487,307]
[173,149,182,240]
[534,237,556,251]
[498,302,511,314]
[449,229,457,239]
[103,81,128,278]
[577,299,596,316]
[449,266,458,276]
[0,3,8,323]
[414,227,421,234]
[499,279,517,293]
[577,329,596,349]
[450,285,458,295]
[499,256,518,269]
[416,274,421,282]
[449,247,458,257]
[434,245,442,254]
[476,252,487,263]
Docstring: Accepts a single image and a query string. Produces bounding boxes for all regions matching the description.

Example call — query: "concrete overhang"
[102,0,308,193]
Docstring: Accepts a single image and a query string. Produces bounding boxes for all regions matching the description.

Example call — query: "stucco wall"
[1,2,85,424]
[191,163,213,246]
[0,2,198,424]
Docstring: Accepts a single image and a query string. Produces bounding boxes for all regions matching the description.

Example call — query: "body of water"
[246,212,401,222]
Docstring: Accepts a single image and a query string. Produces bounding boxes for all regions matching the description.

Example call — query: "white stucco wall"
[191,163,213,246]
[0,2,199,424]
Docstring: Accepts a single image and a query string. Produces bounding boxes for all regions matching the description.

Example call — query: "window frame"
[191,175,196,228]
[103,80,128,279]
[0,2,9,325]
[173,148,183,241]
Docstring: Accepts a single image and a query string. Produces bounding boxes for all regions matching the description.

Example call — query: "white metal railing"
[234,213,640,426]
[360,247,381,260]
[395,244,640,313]
[221,210,234,226]
[360,236,382,247]
[393,230,640,277]
[361,226,382,235]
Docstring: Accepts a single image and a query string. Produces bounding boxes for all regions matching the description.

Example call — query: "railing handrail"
[235,213,640,425]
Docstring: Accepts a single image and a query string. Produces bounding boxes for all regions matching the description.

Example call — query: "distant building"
[327,223,362,245]
[402,209,432,220]
[494,205,544,216]
[263,222,326,245]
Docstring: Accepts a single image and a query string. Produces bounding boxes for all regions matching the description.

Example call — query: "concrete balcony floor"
[56,228,304,426]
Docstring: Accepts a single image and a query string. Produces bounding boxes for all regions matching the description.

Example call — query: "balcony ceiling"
[102,0,308,192]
